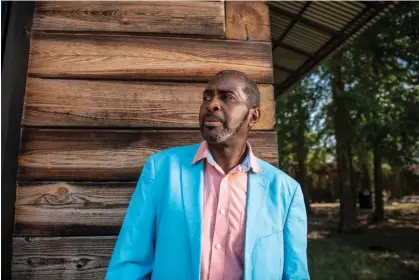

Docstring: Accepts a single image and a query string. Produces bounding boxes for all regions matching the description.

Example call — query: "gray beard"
[201,110,249,143]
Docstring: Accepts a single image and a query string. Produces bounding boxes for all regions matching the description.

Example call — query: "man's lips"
[204,120,222,127]
[203,116,223,127]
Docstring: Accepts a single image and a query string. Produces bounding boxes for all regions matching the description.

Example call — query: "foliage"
[276,68,332,174]
[276,2,419,203]
[348,1,419,168]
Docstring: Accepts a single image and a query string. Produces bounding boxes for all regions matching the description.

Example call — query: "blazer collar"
[191,141,262,174]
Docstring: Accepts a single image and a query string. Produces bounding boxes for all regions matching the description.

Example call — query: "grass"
[384,203,419,211]
[307,202,419,280]
[308,238,418,280]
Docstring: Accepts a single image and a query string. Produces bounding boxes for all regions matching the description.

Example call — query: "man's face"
[199,75,251,143]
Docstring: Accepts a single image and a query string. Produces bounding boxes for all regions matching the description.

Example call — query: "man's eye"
[203,96,211,100]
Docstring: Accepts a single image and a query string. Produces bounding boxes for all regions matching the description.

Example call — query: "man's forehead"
[205,75,245,91]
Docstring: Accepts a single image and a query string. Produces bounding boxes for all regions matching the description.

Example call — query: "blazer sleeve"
[105,156,157,280]
[282,184,310,280]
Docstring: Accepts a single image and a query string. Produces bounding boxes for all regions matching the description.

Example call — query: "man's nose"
[206,96,220,111]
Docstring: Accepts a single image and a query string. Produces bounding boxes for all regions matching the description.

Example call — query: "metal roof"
[270,1,397,96]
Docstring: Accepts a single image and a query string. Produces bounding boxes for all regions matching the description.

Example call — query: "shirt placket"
[208,173,230,280]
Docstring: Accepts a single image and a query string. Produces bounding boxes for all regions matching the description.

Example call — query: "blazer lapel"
[244,171,269,280]
[180,159,204,280]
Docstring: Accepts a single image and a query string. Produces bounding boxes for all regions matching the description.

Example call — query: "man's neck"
[207,139,248,174]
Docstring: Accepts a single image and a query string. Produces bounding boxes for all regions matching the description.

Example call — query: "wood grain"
[12,236,115,279]
[22,78,275,130]
[226,1,270,41]
[33,1,225,37]
[18,129,278,181]
[28,33,273,83]
[15,181,134,236]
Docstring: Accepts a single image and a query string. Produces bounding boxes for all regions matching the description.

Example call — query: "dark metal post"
[1,2,35,279]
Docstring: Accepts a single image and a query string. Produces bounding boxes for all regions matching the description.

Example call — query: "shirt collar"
[192,141,262,173]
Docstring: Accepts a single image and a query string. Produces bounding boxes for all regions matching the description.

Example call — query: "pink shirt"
[192,141,262,280]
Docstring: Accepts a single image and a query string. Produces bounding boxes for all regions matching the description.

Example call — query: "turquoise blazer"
[105,144,309,280]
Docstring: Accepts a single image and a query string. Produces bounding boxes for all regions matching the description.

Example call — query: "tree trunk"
[390,165,402,199]
[348,146,358,209]
[358,163,373,209]
[373,143,385,222]
[361,163,371,191]
[295,95,311,213]
[331,54,359,232]
[332,54,359,232]
[296,158,311,213]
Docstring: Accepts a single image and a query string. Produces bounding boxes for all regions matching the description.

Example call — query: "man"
[105,70,309,280]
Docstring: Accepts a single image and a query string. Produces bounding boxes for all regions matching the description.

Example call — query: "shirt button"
[215,244,221,250]
[220,209,226,215]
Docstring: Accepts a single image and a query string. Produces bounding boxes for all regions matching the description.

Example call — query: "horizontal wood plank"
[22,78,274,130]
[28,33,273,83]
[15,182,134,236]
[12,236,115,279]
[33,1,225,37]
[18,129,278,181]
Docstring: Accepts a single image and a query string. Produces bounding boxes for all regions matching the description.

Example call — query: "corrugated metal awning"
[270,1,397,96]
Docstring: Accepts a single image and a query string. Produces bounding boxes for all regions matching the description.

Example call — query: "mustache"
[202,114,225,123]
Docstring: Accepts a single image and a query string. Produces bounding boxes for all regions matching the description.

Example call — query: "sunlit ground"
[307,200,419,280]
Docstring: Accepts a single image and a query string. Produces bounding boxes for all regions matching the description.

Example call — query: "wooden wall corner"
[226,1,270,41]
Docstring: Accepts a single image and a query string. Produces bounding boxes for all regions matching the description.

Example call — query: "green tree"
[276,72,327,213]
[349,1,419,221]
[329,53,359,232]
[275,1,419,229]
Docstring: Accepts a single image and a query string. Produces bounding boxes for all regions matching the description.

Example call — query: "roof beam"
[276,42,312,57]
[271,2,311,51]
[274,63,293,73]
[361,1,384,10]
[274,2,395,98]
[269,3,339,38]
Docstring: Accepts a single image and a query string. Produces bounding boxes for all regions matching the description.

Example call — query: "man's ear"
[248,108,260,128]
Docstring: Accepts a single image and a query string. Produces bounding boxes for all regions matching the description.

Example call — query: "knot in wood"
[76,258,89,269]
[25,236,36,243]
[57,187,69,196]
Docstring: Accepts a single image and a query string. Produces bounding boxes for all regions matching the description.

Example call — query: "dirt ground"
[307,197,419,280]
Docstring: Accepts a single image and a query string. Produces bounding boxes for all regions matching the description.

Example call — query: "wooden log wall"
[12,2,275,279]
